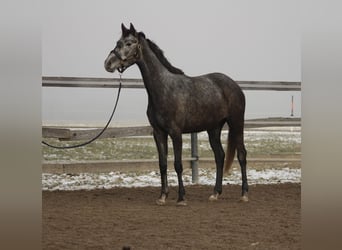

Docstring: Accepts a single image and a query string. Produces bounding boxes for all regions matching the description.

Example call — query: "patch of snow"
[42,168,301,191]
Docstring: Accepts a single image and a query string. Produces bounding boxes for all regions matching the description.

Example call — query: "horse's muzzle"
[104,61,115,73]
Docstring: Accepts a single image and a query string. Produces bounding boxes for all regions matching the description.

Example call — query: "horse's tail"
[224,126,236,173]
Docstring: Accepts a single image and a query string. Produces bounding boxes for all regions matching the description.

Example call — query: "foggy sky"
[42,0,301,125]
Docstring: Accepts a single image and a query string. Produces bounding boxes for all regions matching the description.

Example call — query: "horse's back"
[192,72,244,102]
[205,72,240,89]
[200,72,245,116]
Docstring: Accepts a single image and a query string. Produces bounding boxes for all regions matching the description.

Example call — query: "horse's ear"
[121,23,129,36]
[129,23,136,34]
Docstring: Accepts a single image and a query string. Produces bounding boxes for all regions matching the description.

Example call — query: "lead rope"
[42,74,123,149]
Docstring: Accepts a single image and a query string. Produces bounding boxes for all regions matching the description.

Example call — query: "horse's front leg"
[171,133,186,206]
[153,128,169,205]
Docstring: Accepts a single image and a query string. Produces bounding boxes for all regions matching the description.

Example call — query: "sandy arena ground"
[43,183,300,250]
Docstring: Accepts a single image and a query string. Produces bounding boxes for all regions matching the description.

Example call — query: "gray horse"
[105,23,248,205]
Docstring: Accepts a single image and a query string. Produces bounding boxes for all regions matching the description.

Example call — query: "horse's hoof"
[209,193,219,201]
[239,195,249,202]
[156,198,166,206]
[156,194,167,206]
[176,200,187,206]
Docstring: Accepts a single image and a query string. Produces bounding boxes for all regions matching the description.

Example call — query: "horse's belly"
[182,112,226,133]
[148,101,227,134]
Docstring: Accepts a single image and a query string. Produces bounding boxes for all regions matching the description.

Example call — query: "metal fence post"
[191,132,199,183]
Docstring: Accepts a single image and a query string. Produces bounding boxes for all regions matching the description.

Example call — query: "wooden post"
[191,132,199,183]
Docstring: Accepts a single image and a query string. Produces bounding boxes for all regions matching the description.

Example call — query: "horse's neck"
[136,40,172,94]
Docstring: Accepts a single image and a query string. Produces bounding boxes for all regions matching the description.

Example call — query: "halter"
[111,44,141,73]
[109,49,125,73]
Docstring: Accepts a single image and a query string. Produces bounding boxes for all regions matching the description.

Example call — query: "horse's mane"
[139,32,184,75]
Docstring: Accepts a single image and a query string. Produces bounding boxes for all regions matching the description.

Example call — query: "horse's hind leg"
[153,128,169,205]
[207,127,225,201]
[229,118,249,202]
[236,130,249,202]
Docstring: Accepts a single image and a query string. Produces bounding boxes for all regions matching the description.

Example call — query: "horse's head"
[104,23,142,73]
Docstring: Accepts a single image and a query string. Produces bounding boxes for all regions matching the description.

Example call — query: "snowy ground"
[42,167,301,191]
[42,127,301,191]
